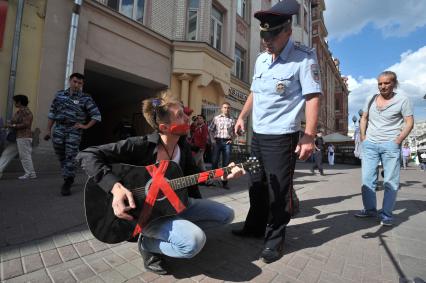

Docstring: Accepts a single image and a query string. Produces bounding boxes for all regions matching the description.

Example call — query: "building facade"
[1,0,347,153]
[311,0,349,135]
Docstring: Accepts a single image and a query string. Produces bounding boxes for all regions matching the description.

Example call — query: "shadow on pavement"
[0,173,88,248]
[294,193,361,218]
[286,198,426,282]
[164,223,263,281]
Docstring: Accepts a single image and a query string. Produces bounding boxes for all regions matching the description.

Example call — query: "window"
[106,0,119,10]
[234,46,245,81]
[210,6,223,51]
[106,0,144,23]
[187,0,199,40]
[293,13,301,26]
[303,8,308,32]
[335,97,340,111]
[237,0,246,19]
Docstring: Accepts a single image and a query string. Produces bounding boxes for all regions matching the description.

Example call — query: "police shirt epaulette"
[55,90,65,96]
[294,43,314,54]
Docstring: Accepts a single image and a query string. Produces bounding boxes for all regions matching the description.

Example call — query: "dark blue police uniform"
[48,89,101,180]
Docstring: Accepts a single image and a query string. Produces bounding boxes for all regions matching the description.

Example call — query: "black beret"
[254,0,300,31]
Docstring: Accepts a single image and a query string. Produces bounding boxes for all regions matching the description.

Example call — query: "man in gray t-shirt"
[355,71,414,226]
[363,92,413,143]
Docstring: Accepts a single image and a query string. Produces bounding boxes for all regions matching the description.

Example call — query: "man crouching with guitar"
[77,90,245,275]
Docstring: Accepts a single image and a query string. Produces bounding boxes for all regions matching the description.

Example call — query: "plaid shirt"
[209,114,235,139]
[11,106,33,139]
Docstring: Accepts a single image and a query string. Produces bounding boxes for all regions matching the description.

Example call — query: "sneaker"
[380,219,393,226]
[18,174,37,180]
[354,209,376,218]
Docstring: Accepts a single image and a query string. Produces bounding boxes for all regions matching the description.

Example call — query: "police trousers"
[243,132,298,249]
[52,125,82,179]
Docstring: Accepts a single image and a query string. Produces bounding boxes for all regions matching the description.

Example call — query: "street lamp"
[352,115,357,125]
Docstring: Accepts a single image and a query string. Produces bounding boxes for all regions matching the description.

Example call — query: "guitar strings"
[122,162,251,198]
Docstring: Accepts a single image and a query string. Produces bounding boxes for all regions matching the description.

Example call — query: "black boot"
[261,240,284,263]
[138,235,167,275]
[61,177,74,196]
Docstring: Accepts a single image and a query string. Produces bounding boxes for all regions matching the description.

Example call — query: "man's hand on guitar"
[222,162,245,181]
[111,182,136,221]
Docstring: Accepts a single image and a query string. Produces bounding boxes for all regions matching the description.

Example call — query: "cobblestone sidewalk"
[1,163,425,282]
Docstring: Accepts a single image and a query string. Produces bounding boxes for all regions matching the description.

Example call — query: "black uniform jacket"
[76,132,202,199]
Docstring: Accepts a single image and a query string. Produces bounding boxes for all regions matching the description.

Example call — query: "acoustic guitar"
[84,157,260,244]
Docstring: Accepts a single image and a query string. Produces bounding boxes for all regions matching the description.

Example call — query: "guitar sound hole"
[144,178,169,201]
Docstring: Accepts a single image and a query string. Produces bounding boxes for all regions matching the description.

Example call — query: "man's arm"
[395,115,414,144]
[74,119,98,130]
[44,118,55,140]
[77,139,140,220]
[75,96,102,130]
[14,111,32,130]
[359,112,369,141]
[295,93,320,160]
[234,92,253,135]
[208,117,217,144]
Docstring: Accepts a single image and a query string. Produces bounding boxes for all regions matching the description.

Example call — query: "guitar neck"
[169,164,243,191]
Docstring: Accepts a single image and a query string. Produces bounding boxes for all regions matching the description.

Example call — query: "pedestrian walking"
[209,102,235,189]
[327,143,335,165]
[355,71,414,226]
[311,132,324,175]
[401,143,411,169]
[44,73,101,196]
[0,95,36,179]
[232,0,321,263]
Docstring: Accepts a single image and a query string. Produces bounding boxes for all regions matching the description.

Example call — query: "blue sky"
[324,0,426,128]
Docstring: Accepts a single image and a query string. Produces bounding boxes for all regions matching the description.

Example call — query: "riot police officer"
[45,73,101,196]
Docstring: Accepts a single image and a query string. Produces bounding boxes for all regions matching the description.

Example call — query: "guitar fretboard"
[168,166,235,191]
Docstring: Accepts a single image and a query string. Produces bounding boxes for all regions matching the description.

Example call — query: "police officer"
[233,0,322,263]
[45,73,101,196]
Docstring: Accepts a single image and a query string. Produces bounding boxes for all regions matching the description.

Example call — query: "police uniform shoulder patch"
[311,64,320,82]
[294,42,314,54]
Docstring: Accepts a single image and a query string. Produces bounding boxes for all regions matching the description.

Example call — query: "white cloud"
[324,0,426,40]
[347,46,426,128]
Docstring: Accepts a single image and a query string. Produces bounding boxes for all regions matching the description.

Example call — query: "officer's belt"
[56,120,77,127]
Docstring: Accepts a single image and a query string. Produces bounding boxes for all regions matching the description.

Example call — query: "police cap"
[254,0,300,32]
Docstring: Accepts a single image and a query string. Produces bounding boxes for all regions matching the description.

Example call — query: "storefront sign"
[227,87,248,104]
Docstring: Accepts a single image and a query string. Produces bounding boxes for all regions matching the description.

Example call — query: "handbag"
[6,128,17,143]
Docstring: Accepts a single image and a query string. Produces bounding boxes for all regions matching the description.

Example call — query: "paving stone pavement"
[1,163,425,282]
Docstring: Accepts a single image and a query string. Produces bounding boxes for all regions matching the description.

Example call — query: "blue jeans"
[361,140,401,221]
[139,198,234,258]
[212,138,232,169]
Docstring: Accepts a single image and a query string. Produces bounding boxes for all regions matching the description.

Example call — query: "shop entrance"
[81,65,165,149]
